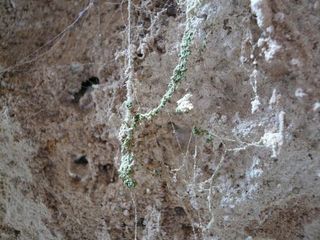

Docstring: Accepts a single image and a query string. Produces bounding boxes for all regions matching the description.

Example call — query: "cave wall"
[0,0,319,239]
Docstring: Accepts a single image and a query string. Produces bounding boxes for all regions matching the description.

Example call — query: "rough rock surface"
[0,0,319,239]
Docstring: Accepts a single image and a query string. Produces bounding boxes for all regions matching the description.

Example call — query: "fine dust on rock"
[0,0,320,239]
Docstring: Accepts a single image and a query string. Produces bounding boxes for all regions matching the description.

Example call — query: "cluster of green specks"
[192,126,214,143]
[118,0,202,188]
[118,152,136,188]
[140,22,195,121]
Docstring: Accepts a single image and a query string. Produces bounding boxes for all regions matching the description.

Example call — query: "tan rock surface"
[0,0,319,239]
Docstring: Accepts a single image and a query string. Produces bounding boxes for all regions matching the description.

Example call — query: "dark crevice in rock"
[73,155,88,165]
[73,76,99,103]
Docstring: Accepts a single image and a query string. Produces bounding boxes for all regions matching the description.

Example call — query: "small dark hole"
[83,76,99,88]
[174,206,186,216]
[73,76,100,102]
[99,164,112,172]
[74,155,88,165]
[166,5,177,17]
[137,217,145,227]
[14,230,21,236]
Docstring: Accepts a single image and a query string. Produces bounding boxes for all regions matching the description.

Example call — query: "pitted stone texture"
[0,0,319,239]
